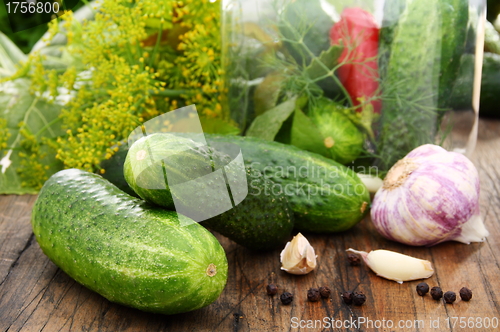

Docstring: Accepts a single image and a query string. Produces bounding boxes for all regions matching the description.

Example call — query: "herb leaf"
[305,45,344,81]
[200,116,240,135]
[253,72,284,116]
[246,97,297,141]
[0,32,27,77]
[0,79,63,194]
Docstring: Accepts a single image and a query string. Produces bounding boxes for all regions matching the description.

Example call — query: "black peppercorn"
[430,286,443,300]
[319,286,331,298]
[347,253,361,266]
[416,282,430,296]
[459,287,472,301]
[444,291,456,304]
[352,292,366,306]
[341,291,353,305]
[266,284,278,296]
[280,292,294,305]
[307,288,321,302]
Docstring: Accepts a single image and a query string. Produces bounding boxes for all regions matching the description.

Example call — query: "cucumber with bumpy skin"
[124,133,294,251]
[207,135,370,233]
[308,99,364,165]
[378,0,469,170]
[103,134,368,233]
[31,169,228,315]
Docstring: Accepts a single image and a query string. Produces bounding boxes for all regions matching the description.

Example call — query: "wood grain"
[1,118,500,332]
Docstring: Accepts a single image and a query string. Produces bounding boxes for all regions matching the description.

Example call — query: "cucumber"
[31,169,228,315]
[124,133,294,250]
[450,52,500,117]
[378,0,408,79]
[206,135,370,233]
[308,99,364,165]
[379,0,443,170]
[487,0,500,22]
[201,165,294,251]
[378,0,469,170]
[103,134,369,233]
[485,20,500,55]
[380,0,468,107]
[438,0,469,107]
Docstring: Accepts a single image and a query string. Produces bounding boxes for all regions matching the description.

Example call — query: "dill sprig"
[248,0,381,141]
[2,0,224,189]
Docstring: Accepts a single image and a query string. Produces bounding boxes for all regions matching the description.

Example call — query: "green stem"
[279,18,355,107]
[35,116,62,138]
[8,96,39,150]
[149,89,190,97]
[149,22,163,68]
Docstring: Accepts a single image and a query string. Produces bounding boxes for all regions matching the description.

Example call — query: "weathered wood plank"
[0,118,499,332]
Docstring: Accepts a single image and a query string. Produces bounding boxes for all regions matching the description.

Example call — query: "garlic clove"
[452,211,489,244]
[357,173,383,194]
[280,233,317,275]
[346,248,434,284]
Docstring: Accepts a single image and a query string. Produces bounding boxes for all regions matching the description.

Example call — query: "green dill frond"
[3,0,224,176]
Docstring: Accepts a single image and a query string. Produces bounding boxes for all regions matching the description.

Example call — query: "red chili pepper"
[330,7,381,113]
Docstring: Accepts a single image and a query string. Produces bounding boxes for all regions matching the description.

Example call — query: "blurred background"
[0,0,83,53]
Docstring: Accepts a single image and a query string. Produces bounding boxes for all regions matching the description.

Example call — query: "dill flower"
[2,0,225,188]
[0,119,10,151]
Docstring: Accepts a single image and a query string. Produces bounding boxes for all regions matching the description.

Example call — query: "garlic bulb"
[280,233,317,275]
[371,144,489,246]
[346,248,434,283]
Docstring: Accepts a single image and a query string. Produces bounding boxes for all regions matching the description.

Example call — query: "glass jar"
[221,0,486,173]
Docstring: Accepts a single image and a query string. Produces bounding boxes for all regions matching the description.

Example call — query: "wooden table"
[1,118,499,332]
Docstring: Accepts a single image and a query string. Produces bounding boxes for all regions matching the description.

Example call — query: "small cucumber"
[31,169,228,315]
[308,99,364,165]
[124,133,294,251]
[207,135,370,233]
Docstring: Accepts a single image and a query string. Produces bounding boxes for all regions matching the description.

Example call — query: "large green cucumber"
[31,169,228,315]
[201,165,294,251]
[105,134,368,233]
[380,0,468,107]
[379,0,443,170]
[378,0,469,170]
[438,0,469,107]
[378,0,408,80]
[207,135,370,233]
[124,133,294,251]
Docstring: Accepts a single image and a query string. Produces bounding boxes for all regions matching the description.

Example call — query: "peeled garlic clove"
[357,173,383,194]
[280,233,317,275]
[346,248,434,284]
